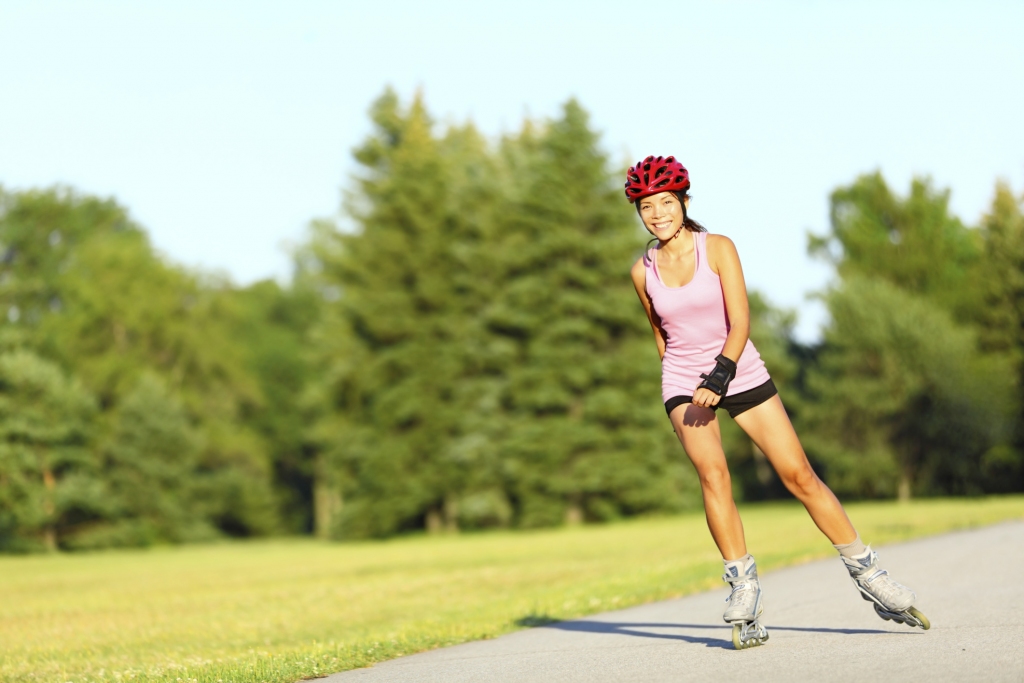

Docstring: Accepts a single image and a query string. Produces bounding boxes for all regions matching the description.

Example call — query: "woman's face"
[637,191,685,240]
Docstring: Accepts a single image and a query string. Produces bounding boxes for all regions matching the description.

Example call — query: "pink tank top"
[645,231,771,402]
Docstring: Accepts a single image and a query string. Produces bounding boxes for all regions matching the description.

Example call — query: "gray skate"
[722,556,769,649]
[841,547,930,630]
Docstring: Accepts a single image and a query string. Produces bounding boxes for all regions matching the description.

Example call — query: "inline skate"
[722,554,769,649]
[841,547,930,630]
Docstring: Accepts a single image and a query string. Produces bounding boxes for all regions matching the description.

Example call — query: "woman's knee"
[782,464,821,499]
[698,466,732,496]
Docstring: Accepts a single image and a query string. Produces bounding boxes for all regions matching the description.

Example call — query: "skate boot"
[722,554,769,650]
[841,547,930,630]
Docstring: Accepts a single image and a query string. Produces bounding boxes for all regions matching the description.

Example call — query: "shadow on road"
[547,620,732,649]
[515,617,912,650]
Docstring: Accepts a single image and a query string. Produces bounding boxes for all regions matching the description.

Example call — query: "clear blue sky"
[1,1,1022,341]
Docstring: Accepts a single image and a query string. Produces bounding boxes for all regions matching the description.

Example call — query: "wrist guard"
[698,354,737,396]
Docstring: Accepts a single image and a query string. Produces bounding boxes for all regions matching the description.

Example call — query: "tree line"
[1,89,1021,551]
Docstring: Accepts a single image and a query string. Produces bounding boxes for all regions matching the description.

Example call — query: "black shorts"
[664,379,778,419]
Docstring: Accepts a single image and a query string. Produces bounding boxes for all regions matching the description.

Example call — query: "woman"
[626,156,928,649]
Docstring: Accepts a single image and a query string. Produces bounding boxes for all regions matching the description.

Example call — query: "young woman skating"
[626,155,929,649]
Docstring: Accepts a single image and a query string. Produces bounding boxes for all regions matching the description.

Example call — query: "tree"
[66,374,215,549]
[808,172,981,321]
[0,351,96,552]
[487,100,698,526]
[0,187,280,540]
[973,183,1024,490]
[800,278,1015,500]
[307,90,504,537]
[307,93,709,537]
[224,279,321,533]
[806,173,1023,499]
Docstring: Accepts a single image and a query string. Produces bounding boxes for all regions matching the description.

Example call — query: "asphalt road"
[326,521,1024,683]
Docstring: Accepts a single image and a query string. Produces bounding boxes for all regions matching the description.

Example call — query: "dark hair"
[639,190,707,262]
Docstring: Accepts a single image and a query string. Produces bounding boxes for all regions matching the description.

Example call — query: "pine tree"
[488,100,697,526]
[976,183,1024,354]
[0,351,96,551]
[309,90,503,537]
[974,183,1024,490]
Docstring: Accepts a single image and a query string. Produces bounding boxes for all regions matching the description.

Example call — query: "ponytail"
[676,190,707,233]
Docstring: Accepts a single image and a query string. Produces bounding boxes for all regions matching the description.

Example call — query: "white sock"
[833,535,868,559]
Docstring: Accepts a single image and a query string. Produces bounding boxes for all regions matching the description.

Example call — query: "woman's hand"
[694,354,736,408]
[692,386,722,408]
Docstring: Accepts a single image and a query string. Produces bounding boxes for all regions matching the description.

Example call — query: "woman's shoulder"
[704,233,741,274]
[705,232,735,247]
[630,255,647,284]
[705,233,738,257]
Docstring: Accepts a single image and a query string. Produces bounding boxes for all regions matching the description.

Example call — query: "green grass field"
[3,497,1023,683]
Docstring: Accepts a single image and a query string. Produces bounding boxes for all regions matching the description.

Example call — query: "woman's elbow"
[730,318,751,340]
[730,311,750,332]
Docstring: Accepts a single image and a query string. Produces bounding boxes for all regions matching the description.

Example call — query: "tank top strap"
[643,246,656,293]
[694,231,709,274]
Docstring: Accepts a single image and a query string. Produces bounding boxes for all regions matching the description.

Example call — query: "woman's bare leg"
[669,403,748,560]
[733,394,857,545]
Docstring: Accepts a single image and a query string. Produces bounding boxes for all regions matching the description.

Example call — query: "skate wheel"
[731,623,768,650]
[908,607,930,630]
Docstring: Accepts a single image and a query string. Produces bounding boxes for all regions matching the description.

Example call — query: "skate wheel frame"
[731,622,769,650]
[872,603,931,630]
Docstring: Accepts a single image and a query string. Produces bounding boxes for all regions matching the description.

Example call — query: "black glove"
[697,354,737,397]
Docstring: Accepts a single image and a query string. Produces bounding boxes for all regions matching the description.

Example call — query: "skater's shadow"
[519,618,907,650]
[546,620,732,650]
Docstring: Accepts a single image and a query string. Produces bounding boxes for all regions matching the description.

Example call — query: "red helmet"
[624,155,690,203]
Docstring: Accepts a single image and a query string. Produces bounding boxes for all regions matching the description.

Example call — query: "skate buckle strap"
[722,563,757,584]
[863,568,888,583]
[723,572,754,584]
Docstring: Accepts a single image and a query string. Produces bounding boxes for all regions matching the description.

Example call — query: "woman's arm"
[691,234,751,407]
[707,234,751,363]
[630,257,667,361]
